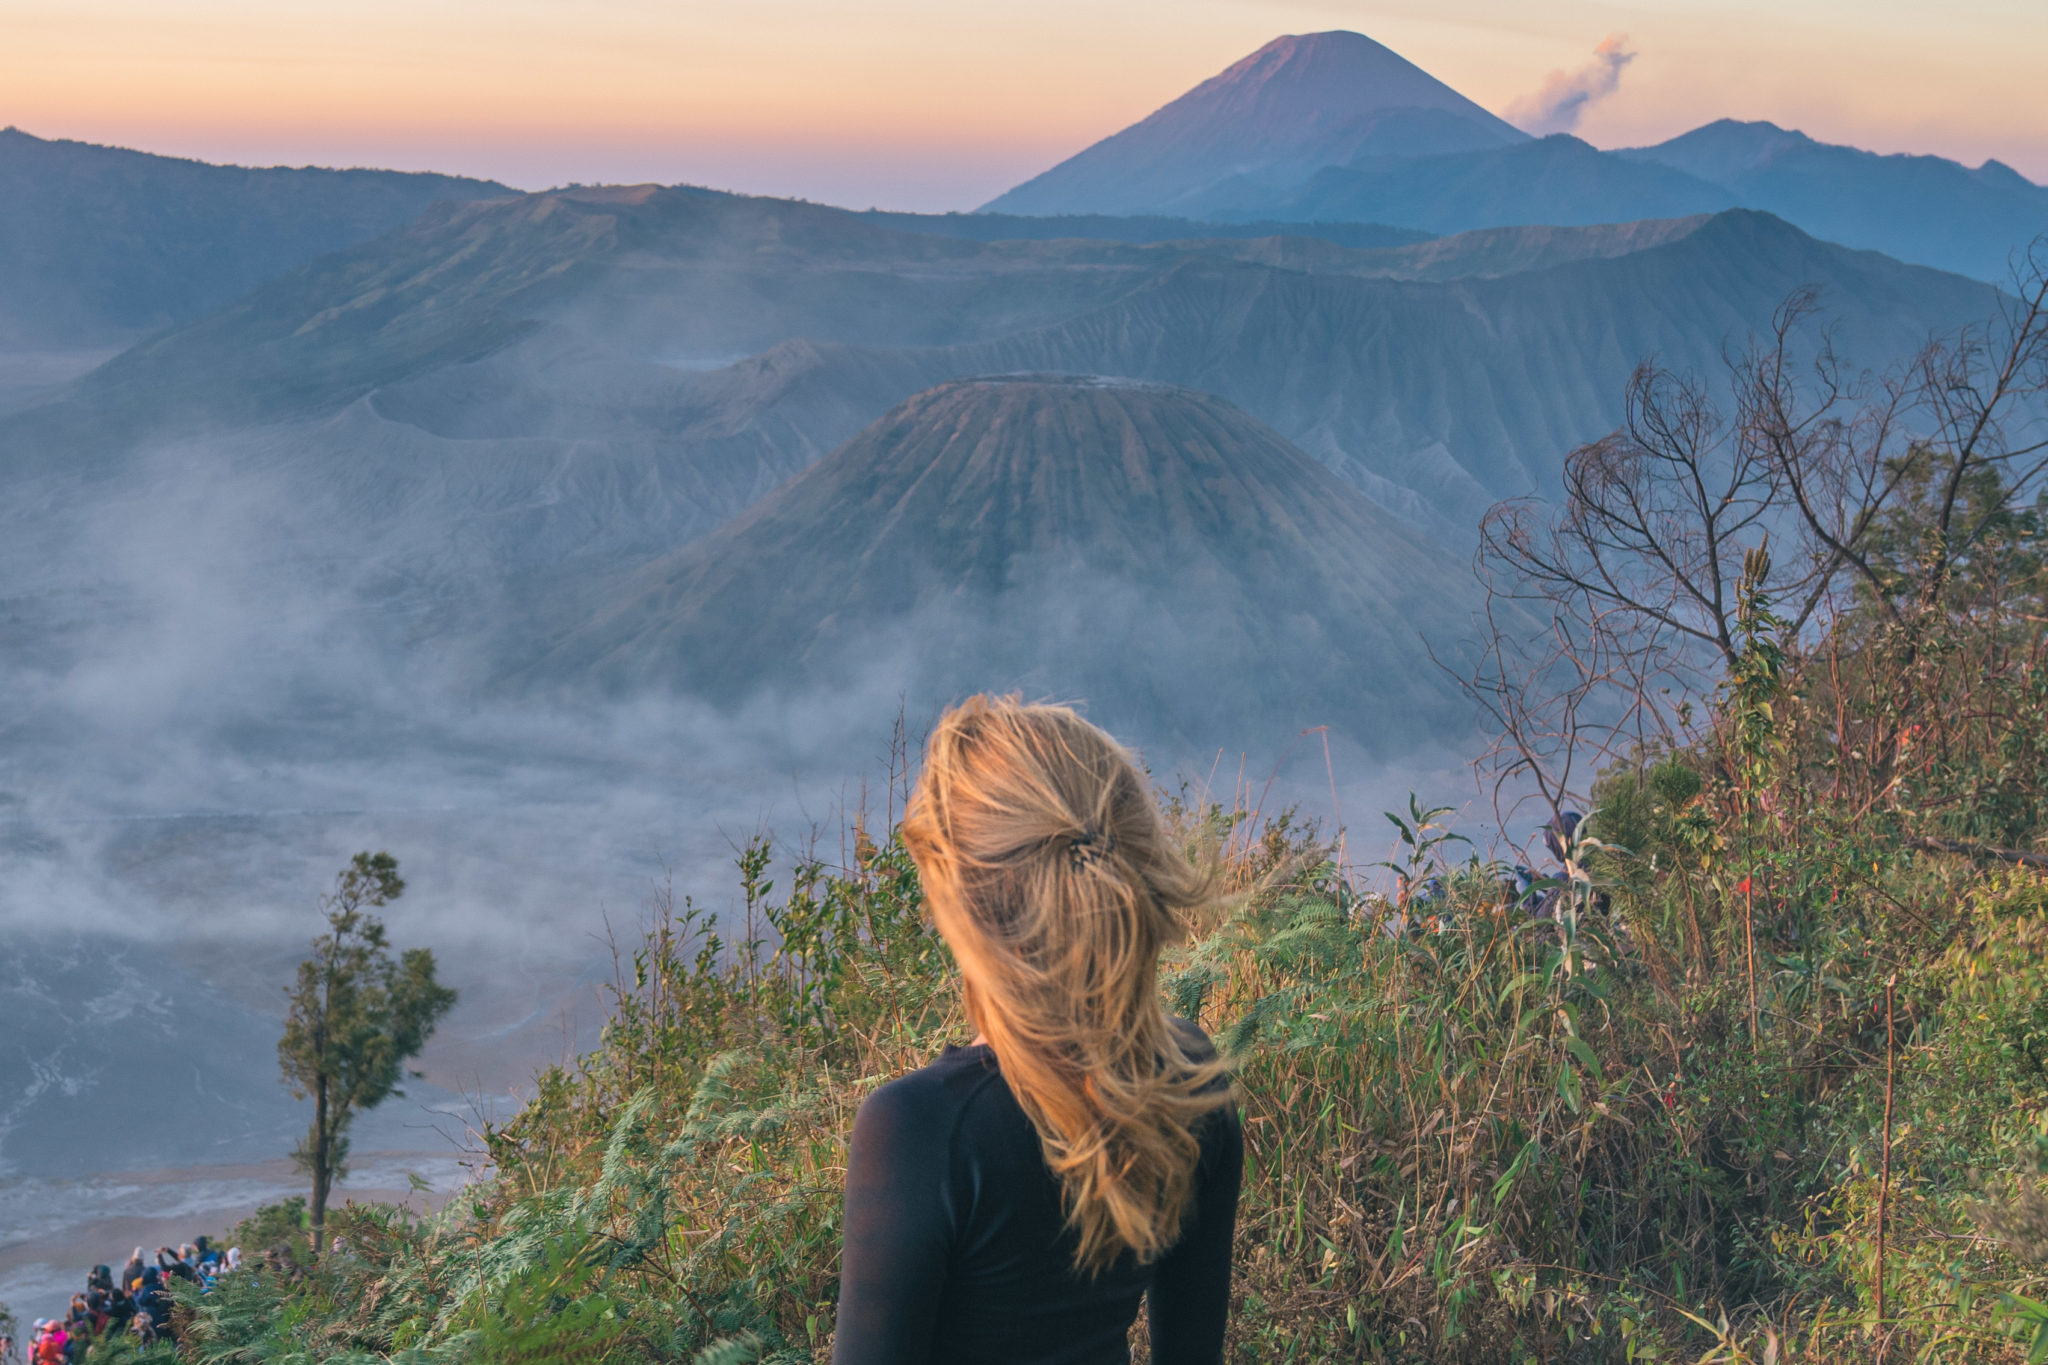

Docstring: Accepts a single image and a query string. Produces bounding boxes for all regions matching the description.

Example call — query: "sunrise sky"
[5,0,2044,210]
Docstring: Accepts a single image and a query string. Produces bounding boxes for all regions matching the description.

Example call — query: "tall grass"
[157,579,2048,1362]
[155,780,2046,1364]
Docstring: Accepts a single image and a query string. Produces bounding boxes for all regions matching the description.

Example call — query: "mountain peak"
[1168,31,1523,142]
[982,30,1525,217]
[1975,159,2041,190]
[1200,31,1488,105]
[1643,119,1817,172]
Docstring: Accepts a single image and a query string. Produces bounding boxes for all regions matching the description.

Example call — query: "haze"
[5,0,2046,209]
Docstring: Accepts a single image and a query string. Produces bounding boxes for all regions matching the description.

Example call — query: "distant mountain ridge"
[0,185,1999,759]
[0,127,510,347]
[4,192,1992,577]
[985,32,1527,218]
[1621,120,2048,282]
[983,33,2047,282]
[856,208,1429,251]
[1236,133,1737,234]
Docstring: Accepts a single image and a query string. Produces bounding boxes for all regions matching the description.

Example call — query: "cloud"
[1507,35,1636,136]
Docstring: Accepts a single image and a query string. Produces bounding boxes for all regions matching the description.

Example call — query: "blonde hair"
[901,695,1233,1273]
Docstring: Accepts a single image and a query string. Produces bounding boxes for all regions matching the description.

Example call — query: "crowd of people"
[4,1240,240,1363]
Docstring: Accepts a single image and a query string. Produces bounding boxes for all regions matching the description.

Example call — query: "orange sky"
[4,0,2044,209]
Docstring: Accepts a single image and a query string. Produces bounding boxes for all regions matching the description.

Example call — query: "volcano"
[521,374,1477,754]
[984,32,1526,218]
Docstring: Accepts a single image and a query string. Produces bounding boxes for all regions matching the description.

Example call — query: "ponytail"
[902,696,1231,1273]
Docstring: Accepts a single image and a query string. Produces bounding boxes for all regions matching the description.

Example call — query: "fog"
[0,405,1492,1173]
[0,429,862,1182]
[0,338,1526,1339]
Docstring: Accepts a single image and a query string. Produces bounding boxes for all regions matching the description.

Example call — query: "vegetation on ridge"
[160,668,2048,1363]
[164,592,2048,1360]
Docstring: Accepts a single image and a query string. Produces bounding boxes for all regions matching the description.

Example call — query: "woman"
[835,697,1243,1364]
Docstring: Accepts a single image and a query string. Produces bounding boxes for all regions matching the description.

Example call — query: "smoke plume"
[1507,35,1637,136]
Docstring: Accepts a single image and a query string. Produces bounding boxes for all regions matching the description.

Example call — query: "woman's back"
[834,1024,1242,1365]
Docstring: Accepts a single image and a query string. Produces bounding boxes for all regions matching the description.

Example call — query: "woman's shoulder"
[1168,1015,1217,1053]
[1166,1018,1239,1143]
[1168,1016,1227,1076]
[853,1043,1005,1137]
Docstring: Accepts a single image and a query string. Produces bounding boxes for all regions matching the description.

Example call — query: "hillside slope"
[8,193,1990,577]
[5,199,1989,589]
[40,186,1180,434]
[521,375,1476,752]
[647,211,1996,531]
[0,200,1996,758]
[0,127,509,347]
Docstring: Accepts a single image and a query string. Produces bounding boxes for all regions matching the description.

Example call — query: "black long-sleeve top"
[833,1026,1242,1365]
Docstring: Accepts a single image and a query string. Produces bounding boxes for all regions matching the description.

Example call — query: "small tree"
[278,852,457,1257]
